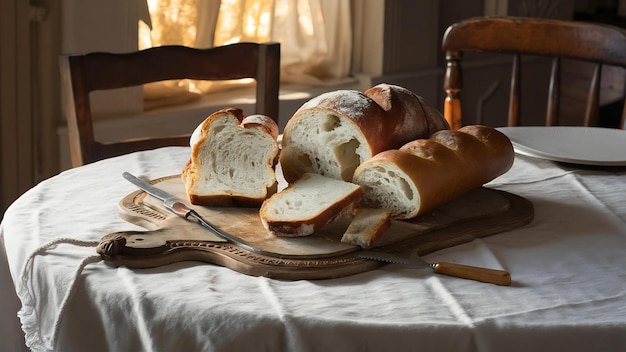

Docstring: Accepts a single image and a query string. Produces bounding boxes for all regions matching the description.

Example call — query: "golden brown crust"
[363,84,449,151]
[458,125,515,177]
[354,125,514,219]
[420,97,451,134]
[363,149,465,218]
[188,191,276,207]
[399,139,461,163]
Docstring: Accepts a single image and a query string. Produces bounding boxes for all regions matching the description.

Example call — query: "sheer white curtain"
[212,0,352,84]
[140,0,352,108]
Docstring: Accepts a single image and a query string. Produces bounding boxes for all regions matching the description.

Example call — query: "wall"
[1,1,32,216]
[61,0,144,118]
[0,1,61,217]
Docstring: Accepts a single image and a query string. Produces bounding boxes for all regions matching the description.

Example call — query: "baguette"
[181,107,279,207]
[259,173,363,237]
[352,125,514,219]
[279,84,449,183]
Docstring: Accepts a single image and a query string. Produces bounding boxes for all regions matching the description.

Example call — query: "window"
[139,0,353,106]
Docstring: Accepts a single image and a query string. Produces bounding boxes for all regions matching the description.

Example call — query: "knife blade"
[358,250,511,286]
[122,172,276,257]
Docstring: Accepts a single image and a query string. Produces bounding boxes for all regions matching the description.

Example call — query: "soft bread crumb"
[280,109,370,182]
[352,160,418,219]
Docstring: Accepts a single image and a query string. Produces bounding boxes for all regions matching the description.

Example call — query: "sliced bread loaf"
[259,173,363,237]
[181,107,279,207]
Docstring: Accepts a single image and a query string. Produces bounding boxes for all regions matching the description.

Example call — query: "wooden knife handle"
[433,262,511,286]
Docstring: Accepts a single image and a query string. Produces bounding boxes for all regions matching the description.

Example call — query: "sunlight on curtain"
[140,0,199,47]
[139,0,351,109]
[214,0,273,44]
[139,0,221,49]
[139,0,213,109]
[212,0,352,84]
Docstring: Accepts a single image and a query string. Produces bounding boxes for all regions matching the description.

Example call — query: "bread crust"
[363,84,449,149]
[187,187,278,207]
[353,125,514,219]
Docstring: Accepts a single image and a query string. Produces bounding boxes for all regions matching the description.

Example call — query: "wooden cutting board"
[97,175,534,280]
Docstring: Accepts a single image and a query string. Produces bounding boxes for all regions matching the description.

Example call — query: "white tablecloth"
[2,146,626,352]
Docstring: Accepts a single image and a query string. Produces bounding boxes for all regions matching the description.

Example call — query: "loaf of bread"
[279,84,449,183]
[340,208,391,248]
[352,125,514,219]
[259,173,363,237]
[181,107,279,207]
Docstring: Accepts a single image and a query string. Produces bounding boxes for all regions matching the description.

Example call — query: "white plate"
[497,126,626,166]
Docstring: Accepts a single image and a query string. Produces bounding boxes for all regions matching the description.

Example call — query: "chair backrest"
[59,42,280,167]
[442,17,626,130]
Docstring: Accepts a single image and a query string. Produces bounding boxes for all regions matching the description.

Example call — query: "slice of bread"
[181,107,279,207]
[259,173,363,237]
[341,208,391,248]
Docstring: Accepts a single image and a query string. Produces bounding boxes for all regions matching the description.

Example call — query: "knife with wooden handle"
[122,172,284,257]
[358,251,511,286]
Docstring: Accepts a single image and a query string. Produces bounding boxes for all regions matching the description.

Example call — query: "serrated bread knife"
[122,172,277,257]
[358,251,511,286]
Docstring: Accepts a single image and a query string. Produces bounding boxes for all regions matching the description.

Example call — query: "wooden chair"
[60,42,280,167]
[442,17,626,130]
